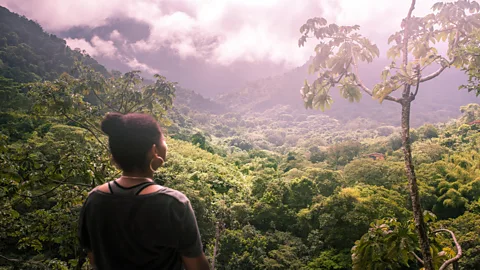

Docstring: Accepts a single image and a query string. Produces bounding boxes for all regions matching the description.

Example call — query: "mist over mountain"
[0,0,444,98]
[216,57,477,127]
[1,1,476,127]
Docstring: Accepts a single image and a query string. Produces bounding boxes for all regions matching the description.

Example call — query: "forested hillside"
[1,4,480,270]
[0,6,107,82]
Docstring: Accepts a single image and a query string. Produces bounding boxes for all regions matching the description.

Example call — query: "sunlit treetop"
[298,0,480,110]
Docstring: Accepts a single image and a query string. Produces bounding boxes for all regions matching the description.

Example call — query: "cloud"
[109,30,124,42]
[1,0,440,68]
[64,35,117,58]
[64,33,157,74]
[64,38,97,56]
[124,57,160,74]
[91,36,117,58]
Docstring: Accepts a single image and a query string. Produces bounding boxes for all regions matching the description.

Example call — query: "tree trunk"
[211,221,220,270]
[400,92,434,270]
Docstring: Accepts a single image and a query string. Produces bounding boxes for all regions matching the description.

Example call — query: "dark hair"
[101,112,163,172]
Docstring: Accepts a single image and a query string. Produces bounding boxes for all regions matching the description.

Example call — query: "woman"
[78,112,210,270]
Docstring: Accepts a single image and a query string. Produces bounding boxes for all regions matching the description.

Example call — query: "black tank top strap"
[134,182,157,195]
[109,180,157,196]
[107,181,113,194]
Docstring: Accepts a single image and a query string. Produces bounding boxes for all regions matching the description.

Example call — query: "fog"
[0,0,443,97]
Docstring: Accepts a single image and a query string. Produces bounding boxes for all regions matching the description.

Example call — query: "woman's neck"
[122,170,154,180]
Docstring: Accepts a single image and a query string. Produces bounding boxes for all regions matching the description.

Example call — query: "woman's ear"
[151,144,158,156]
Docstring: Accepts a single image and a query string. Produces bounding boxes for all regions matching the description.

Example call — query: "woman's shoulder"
[156,186,190,205]
[85,182,190,207]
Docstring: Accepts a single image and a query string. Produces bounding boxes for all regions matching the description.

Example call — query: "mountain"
[216,57,478,127]
[2,4,477,129]
[0,6,109,83]
[0,6,223,116]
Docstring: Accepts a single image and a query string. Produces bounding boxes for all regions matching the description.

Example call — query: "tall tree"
[298,1,480,269]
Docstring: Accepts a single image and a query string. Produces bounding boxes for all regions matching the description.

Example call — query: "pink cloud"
[0,0,440,67]
[65,36,117,59]
[125,57,160,74]
[64,38,97,56]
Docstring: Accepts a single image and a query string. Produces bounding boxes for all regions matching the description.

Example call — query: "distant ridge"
[0,6,108,82]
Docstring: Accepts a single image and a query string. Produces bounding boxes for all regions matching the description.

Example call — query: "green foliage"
[0,76,29,111]
[302,249,351,270]
[352,211,461,270]
[412,141,449,164]
[299,0,480,110]
[326,141,363,168]
[344,159,407,190]
[435,211,480,269]
[352,218,418,270]
[459,103,480,124]
[1,3,480,269]
[298,19,373,110]
[0,7,107,83]
[299,185,410,250]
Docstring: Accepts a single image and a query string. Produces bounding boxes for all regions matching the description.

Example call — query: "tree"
[298,1,479,268]
[458,103,480,124]
[27,62,176,149]
[352,213,460,270]
[0,62,178,268]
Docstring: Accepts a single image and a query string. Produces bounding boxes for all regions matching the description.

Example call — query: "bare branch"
[419,58,455,82]
[435,229,463,270]
[48,90,108,150]
[91,89,116,112]
[52,180,92,187]
[126,91,155,113]
[0,254,48,269]
[412,65,421,100]
[333,58,352,84]
[402,0,416,71]
[0,254,21,263]
[411,251,424,265]
[351,58,401,103]
[20,184,62,198]
[60,110,108,151]
[421,30,460,82]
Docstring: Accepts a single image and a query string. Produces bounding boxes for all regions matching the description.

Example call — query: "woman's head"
[101,112,167,173]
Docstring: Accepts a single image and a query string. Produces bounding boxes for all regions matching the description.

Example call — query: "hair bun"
[101,112,124,136]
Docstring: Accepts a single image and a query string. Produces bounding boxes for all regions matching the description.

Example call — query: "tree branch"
[351,58,401,103]
[48,90,108,150]
[126,91,154,113]
[435,229,462,270]
[411,251,424,265]
[412,65,421,100]
[0,254,47,269]
[20,183,63,198]
[420,30,460,82]
[51,180,92,187]
[60,110,108,151]
[419,58,455,82]
[403,0,416,72]
[0,254,21,263]
[91,88,116,112]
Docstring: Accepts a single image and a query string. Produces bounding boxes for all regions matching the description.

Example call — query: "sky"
[0,0,440,96]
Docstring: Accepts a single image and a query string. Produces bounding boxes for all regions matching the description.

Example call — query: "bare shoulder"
[89,182,110,194]
[138,184,163,195]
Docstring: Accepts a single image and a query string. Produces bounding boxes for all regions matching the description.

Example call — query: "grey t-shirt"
[78,183,203,270]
